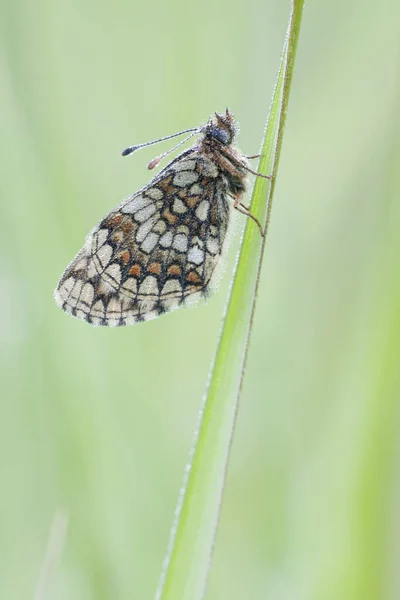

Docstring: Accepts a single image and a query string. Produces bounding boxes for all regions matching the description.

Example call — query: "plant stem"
[155,3,305,599]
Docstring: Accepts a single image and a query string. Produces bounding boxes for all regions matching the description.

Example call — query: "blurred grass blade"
[34,509,69,600]
[155,2,305,599]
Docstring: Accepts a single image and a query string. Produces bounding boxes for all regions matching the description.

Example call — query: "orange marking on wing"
[162,208,178,225]
[148,262,161,275]
[158,176,176,196]
[112,231,124,243]
[210,203,219,224]
[120,218,135,236]
[186,271,202,285]
[185,196,200,209]
[129,264,141,277]
[119,250,131,265]
[105,213,123,227]
[106,213,134,238]
[167,264,182,277]
[200,224,208,239]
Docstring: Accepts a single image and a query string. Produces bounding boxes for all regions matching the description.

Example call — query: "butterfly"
[54,108,270,326]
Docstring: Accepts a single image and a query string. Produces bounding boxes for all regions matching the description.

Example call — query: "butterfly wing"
[54,152,230,326]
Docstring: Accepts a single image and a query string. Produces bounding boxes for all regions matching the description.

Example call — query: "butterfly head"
[203,108,237,146]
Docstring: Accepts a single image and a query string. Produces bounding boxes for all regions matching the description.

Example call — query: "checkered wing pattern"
[54,152,230,326]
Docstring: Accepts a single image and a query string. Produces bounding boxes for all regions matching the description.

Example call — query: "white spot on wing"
[74,258,88,271]
[188,247,204,265]
[97,278,115,295]
[162,296,180,311]
[173,159,196,172]
[121,195,151,214]
[191,236,204,249]
[189,184,202,195]
[107,297,122,316]
[145,188,164,200]
[153,219,167,234]
[121,277,137,299]
[159,231,173,248]
[172,233,188,253]
[95,244,113,269]
[177,225,189,235]
[136,216,158,243]
[210,225,218,236]
[173,171,199,187]
[67,279,83,308]
[139,299,156,314]
[139,275,159,297]
[80,283,94,305]
[57,277,75,302]
[206,237,219,255]
[94,229,109,249]
[87,259,97,278]
[134,203,157,222]
[195,200,209,221]
[161,280,183,296]
[173,198,188,214]
[103,263,122,287]
[199,158,218,178]
[91,300,105,318]
[141,232,160,253]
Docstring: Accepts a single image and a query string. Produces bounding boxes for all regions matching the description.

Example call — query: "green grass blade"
[155,3,305,599]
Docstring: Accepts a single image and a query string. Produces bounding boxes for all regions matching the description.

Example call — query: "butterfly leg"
[233,196,264,237]
[244,166,272,179]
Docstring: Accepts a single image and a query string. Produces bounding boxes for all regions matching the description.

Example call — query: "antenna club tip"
[147,156,162,170]
[121,146,135,157]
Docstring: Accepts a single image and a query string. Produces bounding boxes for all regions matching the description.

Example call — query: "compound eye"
[210,126,230,145]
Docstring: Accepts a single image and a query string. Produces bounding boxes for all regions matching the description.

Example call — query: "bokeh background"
[2,0,400,598]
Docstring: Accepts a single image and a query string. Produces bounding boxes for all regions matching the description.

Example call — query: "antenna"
[147,130,198,170]
[121,127,199,157]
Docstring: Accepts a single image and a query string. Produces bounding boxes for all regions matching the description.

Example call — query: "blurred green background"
[2,0,400,598]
